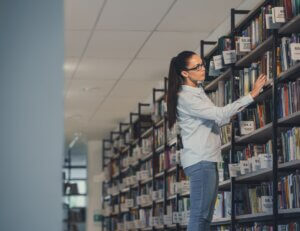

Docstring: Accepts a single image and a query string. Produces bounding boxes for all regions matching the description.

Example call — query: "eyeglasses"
[184,62,205,72]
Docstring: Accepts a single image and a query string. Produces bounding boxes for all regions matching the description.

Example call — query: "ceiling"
[64,0,247,141]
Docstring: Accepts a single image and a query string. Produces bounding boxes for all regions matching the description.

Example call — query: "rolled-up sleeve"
[178,92,254,125]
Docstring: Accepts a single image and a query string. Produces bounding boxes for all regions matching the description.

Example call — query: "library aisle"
[1,1,300,231]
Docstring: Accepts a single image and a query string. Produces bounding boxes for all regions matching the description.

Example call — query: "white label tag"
[213,55,223,70]
[240,160,251,175]
[240,121,255,135]
[181,211,187,225]
[272,7,286,23]
[126,199,134,208]
[223,50,237,64]
[261,196,273,213]
[181,181,190,194]
[152,217,158,226]
[163,215,173,225]
[173,212,178,223]
[229,163,240,177]
[291,43,300,60]
[251,156,261,172]
[259,153,273,169]
[208,60,221,76]
[239,37,251,52]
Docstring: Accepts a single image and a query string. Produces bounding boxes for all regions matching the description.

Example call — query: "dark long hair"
[167,51,196,129]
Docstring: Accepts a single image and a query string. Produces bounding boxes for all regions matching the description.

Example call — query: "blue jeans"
[183,161,219,231]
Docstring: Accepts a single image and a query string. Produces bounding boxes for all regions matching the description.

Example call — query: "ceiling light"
[82,87,101,92]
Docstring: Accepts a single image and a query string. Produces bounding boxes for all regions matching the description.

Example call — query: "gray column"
[0,1,64,231]
[87,140,103,231]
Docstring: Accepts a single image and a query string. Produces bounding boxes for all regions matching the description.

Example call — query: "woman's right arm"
[178,74,267,125]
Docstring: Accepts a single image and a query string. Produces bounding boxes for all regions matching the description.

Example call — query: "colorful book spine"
[280,127,300,162]
[278,172,300,209]
[278,79,300,118]
[155,126,164,148]
[238,99,273,134]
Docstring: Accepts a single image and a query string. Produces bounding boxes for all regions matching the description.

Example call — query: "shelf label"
[213,55,223,70]
[240,121,255,135]
[240,160,251,175]
[125,199,134,208]
[262,196,273,213]
[173,212,179,223]
[223,50,237,64]
[259,153,273,169]
[238,37,251,52]
[251,156,261,172]
[181,181,190,194]
[272,7,286,23]
[163,215,173,225]
[208,60,221,76]
[291,43,300,61]
[229,163,240,177]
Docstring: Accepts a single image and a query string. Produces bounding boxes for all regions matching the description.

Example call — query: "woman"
[167,51,266,231]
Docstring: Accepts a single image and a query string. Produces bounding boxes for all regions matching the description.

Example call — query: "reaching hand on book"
[250,74,267,98]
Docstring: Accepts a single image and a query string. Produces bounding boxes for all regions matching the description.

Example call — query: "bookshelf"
[63,148,87,231]
[101,1,300,230]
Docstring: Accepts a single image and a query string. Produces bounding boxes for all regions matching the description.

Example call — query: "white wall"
[87,141,103,231]
[0,0,64,230]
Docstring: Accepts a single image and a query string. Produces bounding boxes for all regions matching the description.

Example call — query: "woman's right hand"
[250,74,267,98]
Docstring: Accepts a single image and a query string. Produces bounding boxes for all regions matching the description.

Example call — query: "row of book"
[156,147,180,173]
[155,125,164,148]
[207,3,285,76]
[208,33,299,107]
[283,0,300,20]
[108,125,299,195]
[278,79,300,119]
[211,222,300,231]
[281,127,300,162]
[235,182,273,215]
[141,134,153,155]
[237,99,273,135]
[213,192,232,220]
[279,172,300,209]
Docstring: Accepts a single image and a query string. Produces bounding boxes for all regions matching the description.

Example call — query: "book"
[213,192,232,219]
[141,134,153,155]
[235,182,273,215]
[155,125,164,149]
[237,98,273,134]
[278,172,300,209]
[278,79,300,118]
[240,5,272,51]
[280,127,300,162]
